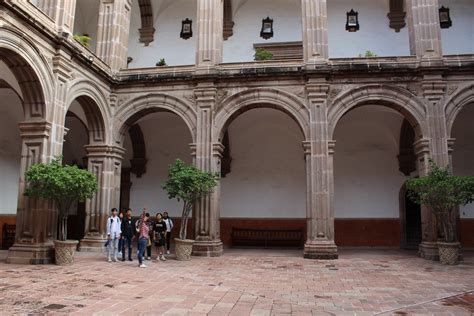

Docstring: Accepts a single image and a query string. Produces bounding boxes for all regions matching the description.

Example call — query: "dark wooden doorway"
[400,186,422,249]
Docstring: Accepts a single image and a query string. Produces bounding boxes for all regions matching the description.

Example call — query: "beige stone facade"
[0,0,473,263]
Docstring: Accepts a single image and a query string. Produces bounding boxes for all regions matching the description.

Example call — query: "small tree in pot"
[162,159,219,261]
[406,160,474,265]
[25,157,98,265]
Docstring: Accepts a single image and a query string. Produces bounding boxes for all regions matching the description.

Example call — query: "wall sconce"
[260,17,273,40]
[439,6,452,29]
[180,18,193,40]
[346,9,360,32]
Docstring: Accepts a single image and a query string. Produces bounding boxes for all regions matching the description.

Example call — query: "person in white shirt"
[106,208,122,262]
[163,211,174,255]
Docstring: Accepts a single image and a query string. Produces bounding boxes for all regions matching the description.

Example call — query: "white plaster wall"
[0,89,23,215]
[73,0,100,53]
[222,0,302,63]
[127,0,197,68]
[452,103,474,219]
[128,113,193,217]
[334,105,409,218]
[220,108,306,218]
[439,0,474,55]
[328,0,410,58]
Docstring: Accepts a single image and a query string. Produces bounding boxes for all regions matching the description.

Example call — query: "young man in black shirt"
[153,213,167,261]
[121,208,135,261]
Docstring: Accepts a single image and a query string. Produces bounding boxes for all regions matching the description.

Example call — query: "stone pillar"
[417,74,448,260]
[303,80,338,259]
[301,0,328,65]
[196,0,223,71]
[96,0,132,72]
[79,144,124,252]
[37,0,76,34]
[191,83,223,256]
[406,0,442,60]
[6,122,56,264]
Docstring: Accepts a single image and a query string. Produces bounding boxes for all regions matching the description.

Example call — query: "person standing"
[137,210,150,268]
[121,208,135,261]
[146,216,154,260]
[163,211,174,255]
[106,208,121,262]
[153,213,167,261]
[117,210,125,258]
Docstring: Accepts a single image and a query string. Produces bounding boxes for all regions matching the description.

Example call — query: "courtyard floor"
[0,248,473,315]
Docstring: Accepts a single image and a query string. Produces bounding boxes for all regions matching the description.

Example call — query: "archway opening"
[333,105,419,248]
[119,110,193,238]
[220,107,306,248]
[0,61,23,249]
[451,102,474,247]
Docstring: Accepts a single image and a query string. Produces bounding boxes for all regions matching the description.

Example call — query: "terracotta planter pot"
[174,238,194,261]
[54,240,79,266]
[437,241,460,265]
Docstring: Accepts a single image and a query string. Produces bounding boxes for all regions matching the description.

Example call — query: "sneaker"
[160,255,166,261]
[121,258,126,262]
[146,256,151,260]
[107,258,112,263]
[139,264,147,268]
[166,250,170,255]
[156,255,160,261]
[118,252,122,257]
[128,258,133,262]
[113,257,118,262]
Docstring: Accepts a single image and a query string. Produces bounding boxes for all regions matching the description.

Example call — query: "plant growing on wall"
[254,48,273,61]
[25,157,98,241]
[162,159,219,240]
[156,58,167,66]
[73,34,91,48]
[358,50,377,57]
[406,160,474,243]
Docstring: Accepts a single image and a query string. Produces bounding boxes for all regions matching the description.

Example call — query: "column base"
[6,242,54,264]
[418,241,439,261]
[304,239,338,260]
[79,234,106,252]
[192,240,223,257]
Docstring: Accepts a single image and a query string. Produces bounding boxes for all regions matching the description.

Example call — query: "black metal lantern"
[260,17,273,40]
[346,9,359,32]
[180,18,193,40]
[439,6,452,29]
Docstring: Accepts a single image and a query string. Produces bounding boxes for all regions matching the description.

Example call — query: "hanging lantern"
[439,6,452,29]
[260,17,274,40]
[180,18,193,40]
[346,9,360,32]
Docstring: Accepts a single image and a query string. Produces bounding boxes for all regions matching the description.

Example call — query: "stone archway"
[0,28,56,263]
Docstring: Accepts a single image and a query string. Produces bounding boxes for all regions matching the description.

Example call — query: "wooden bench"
[231,227,303,248]
[2,224,15,250]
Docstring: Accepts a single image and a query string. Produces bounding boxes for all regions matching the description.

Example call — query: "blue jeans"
[138,237,148,265]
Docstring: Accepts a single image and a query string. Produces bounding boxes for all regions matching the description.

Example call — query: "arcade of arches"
[1,0,474,264]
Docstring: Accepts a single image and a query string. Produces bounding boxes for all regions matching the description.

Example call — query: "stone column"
[303,80,338,259]
[37,0,76,34]
[79,144,124,252]
[417,74,448,260]
[196,0,223,71]
[6,122,56,264]
[406,0,443,60]
[301,0,328,65]
[96,0,132,72]
[191,83,223,256]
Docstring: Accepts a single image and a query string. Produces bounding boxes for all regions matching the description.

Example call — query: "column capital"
[328,140,336,155]
[19,121,52,138]
[302,141,311,156]
[414,138,430,157]
[85,144,125,159]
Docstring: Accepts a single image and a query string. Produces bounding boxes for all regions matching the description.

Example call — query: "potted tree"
[162,159,219,261]
[406,160,474,265]
[25,157,98,265]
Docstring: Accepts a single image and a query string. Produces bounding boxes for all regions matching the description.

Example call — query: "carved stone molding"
[138,0,155,46]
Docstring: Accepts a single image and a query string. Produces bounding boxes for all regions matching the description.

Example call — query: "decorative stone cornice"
[85,144,126,159]
[18,121,52,138]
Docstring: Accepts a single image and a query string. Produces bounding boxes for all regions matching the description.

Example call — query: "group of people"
[106,208,174,268]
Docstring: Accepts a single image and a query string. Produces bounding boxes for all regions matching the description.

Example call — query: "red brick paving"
[0,248,473,315]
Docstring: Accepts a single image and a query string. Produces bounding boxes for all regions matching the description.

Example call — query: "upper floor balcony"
[15,0,474,78]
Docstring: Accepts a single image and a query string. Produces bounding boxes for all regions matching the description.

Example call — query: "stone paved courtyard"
[0,249,473,315]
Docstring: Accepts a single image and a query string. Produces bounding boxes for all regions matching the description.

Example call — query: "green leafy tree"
[163,159,219,240]
[254,48,273,61]
[24,157,98,241]
[406,160,474,243]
